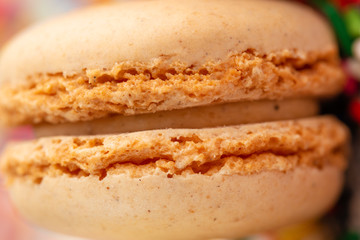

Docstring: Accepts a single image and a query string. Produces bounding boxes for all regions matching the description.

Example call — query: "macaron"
[0,1,349,240]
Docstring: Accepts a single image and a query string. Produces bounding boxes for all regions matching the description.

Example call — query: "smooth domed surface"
[0,0,335,83]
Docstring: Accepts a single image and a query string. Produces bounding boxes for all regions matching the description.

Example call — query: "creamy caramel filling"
[34,99,318,138]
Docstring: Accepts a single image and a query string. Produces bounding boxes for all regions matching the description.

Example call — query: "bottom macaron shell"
[9,166,342,240]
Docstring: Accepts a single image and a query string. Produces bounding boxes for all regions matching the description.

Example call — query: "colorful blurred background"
[1,0,360,239]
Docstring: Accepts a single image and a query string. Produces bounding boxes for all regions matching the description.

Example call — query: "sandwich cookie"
[0,1,349,240]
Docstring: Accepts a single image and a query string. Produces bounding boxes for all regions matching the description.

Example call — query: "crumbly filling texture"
[0,49,343,125]
[0,117,348,184]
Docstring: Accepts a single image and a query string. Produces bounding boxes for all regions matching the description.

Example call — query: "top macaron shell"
[0,0,344,126]
[0,0,335,84]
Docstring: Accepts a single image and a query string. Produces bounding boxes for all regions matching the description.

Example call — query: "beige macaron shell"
[1,116,348,239]
[0,0,335,85]
[0,0,344,126]
[9,166,342,240]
